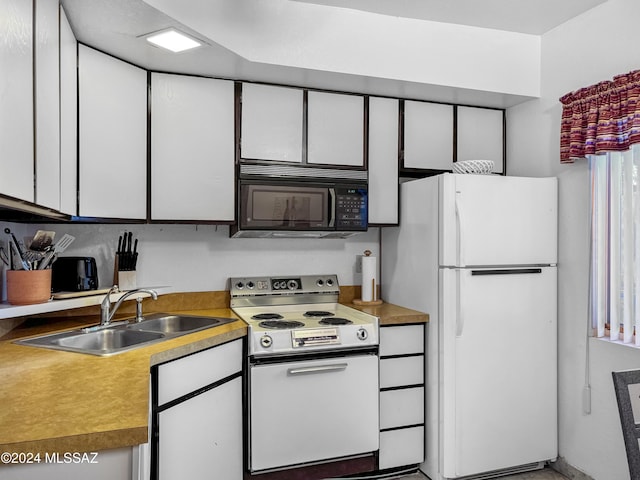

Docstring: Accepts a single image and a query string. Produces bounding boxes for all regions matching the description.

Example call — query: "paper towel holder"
[353,250,383,306]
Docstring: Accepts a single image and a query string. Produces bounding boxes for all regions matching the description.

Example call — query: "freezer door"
[440,174,557,267]
[440,266,557,478]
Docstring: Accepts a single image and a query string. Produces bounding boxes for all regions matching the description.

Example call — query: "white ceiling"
[60,0,608,108]
[293,0,608,35]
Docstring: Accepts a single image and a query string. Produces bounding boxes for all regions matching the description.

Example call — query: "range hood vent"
[230,229,362,239]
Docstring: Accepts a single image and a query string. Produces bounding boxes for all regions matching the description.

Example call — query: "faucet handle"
[135,297,144,322]
[101,285,120,308]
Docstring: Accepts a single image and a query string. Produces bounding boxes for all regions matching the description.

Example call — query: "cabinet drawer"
[380,387,424,430]
[379,426,425,470]
[380,325,425,356]
[380,355,424,389]
[158,339,243,405]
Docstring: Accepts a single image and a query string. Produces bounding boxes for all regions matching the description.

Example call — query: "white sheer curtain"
[589,144,640,345]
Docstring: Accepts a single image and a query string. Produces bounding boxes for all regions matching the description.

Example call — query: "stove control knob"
[247,281,255,289]
[356,328,368,341]
[260,335,273,348]
[235,282,244,289]
[287,280,298,290]
[326,278,334,287]
[316,279,324,287]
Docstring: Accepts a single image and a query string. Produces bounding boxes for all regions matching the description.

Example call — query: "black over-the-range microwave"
[231,180,368,238]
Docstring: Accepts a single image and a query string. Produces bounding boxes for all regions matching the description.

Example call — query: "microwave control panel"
[334,187,367,230]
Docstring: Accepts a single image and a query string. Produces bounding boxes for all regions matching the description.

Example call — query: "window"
[589,144,640,345]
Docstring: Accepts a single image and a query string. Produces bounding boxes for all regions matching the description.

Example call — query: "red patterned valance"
[559,69,640,163]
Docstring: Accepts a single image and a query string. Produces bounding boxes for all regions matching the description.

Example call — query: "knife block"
[117,271,137,290]
[113,256,136,291]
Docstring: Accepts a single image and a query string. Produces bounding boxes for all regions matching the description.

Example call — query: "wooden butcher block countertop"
[0,289,428,456]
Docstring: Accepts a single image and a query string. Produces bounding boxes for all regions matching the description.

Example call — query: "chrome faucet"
[82,285,158,333]
[101,285,158,325]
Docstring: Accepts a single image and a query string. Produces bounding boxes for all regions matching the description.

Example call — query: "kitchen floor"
[397,468,567,479]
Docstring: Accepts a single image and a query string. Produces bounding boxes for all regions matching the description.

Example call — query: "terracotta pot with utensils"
[6,269,52,305]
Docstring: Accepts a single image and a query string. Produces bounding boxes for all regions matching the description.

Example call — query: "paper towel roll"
[361,254,377,302]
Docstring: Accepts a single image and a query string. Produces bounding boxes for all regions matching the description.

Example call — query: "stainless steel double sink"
[15,313,236,356]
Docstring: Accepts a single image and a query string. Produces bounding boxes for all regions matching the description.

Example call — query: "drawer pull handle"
[287,363,348,376]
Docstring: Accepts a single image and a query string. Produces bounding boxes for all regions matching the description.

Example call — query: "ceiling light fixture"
[144,28,202,53]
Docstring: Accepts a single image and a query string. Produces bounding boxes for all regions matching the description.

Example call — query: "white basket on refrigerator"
[452,159,494,175]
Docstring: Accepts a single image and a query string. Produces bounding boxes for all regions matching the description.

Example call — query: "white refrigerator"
[381,173,558,480]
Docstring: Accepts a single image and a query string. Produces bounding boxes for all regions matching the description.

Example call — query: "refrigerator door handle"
[455,193,466,267]
[456,269,464,337]
[471,268,543,276]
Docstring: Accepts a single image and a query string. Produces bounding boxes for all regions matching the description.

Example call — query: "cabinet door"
[457,106,504,174]
[151,73,234,221]
[158,377,243,480]
[403,100,453,171]
[0,0,34,202]
[59,6,77,216]
[34,0,60,210]
[78,45,147,219]
[307,91,364,167]
[368,97,398,225]
[241,83,303,163]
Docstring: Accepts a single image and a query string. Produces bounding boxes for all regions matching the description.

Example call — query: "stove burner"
[252,313,284,320]
[304,311,335,317]
[259,320,305,329]
[319,317,353,326]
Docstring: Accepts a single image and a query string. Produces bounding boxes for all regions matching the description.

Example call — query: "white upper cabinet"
[59,6,77,216]
[307,91,364,167]
[403,100,454,171]
[457,106,504,174]
[35,0,61,211]
[151,73,235,221]
[0,0,34,202]
[368,97,398,225]
[78,45,147,219]
[241,83,303,163]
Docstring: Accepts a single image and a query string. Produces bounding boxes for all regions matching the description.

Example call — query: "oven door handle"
[287,363,348,376]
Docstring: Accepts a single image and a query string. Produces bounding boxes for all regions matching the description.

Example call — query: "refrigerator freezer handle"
[456,269,464,337]
[455,193,466,267]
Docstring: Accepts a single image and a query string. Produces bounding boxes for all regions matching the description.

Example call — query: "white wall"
[0,222,378,298]
[507,0,640,478]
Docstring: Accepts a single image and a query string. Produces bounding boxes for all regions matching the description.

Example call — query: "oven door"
[249,353,379,472]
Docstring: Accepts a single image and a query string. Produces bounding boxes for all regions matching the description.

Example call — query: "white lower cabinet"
[378,324,426,471]
[152,338,243,480]
[158,377,242,480]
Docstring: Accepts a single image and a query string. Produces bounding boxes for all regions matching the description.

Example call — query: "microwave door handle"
[328,188,336,228]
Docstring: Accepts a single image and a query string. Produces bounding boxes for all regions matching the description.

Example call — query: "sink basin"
[15,313,236,356]
[54,329,164,352]
[16,328,165,356]
[127,313,235,334]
